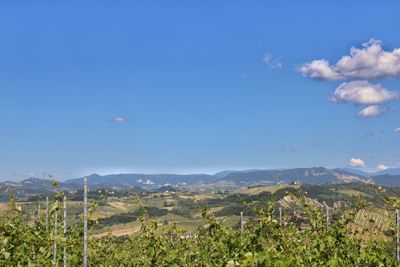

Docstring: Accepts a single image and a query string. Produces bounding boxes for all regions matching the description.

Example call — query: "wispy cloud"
[263,53,283,69]
[112,117,127,123]
[348,158,366,168]
[395,128,400,134]
[360,132,375,138]
[298,39,400,80]
[358,105,388,118]
[282,147,300,153]
[310,143,324,148]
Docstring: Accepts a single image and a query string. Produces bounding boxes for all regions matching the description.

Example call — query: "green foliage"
[0,193,399,266]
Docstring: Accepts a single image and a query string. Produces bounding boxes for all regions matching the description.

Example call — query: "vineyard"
[1,184,400,266]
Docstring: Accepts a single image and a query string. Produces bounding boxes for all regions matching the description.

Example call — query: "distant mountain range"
[65,173,216,189]
[0,178,76,201]
[339,167,400,177]
[1,167,400,196]
[222,167,371,185]
[65,167,367,188]
[0,177,75,192]
[213,169,264,178]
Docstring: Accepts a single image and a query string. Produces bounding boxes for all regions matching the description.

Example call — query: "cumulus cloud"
[358,105,388,118]
[112,117,127,123]
[263,53,283,69]
[395,128,400,133]
[377,164,389,171]
[297,39,400,118]
[298,39,400,80]
[348,158,366,168]
[331,80,399,104]
[297,59,342,81]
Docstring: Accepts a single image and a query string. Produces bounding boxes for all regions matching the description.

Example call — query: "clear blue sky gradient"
[0,1,399,180]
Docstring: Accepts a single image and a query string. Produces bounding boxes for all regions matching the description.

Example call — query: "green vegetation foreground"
[0,195,398,267]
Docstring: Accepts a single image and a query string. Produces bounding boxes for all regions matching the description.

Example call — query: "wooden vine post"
[83,177,88,267]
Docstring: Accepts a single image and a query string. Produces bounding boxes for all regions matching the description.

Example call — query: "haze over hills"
[213,169,266,178]
[221,167,371,185]
[339,167,400,177]
[2,167,400,196]
[370,174,400,187]
[338,168,372,177]
[65,173,216,188]
[65,167,365,188]
[374,168,400,176]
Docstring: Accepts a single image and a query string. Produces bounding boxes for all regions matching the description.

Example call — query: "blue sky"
[1,1,399,180]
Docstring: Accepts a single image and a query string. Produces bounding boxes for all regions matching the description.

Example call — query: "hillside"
[221,167,370,185]
[0,178,76,201]
[372,174,400,186]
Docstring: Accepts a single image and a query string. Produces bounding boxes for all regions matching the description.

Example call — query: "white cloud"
[263,53,282,69]
[395,128,400,133]
[298,39,400,80]
[358,105,388,118]
[377,164,389,171]
[113,117,127,123]
[297,59,342,81]
[331,81,399,105]
[263,53,272,64]
[348,158,366,168]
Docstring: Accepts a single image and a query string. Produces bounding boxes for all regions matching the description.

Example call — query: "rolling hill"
[221,167,370,185]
